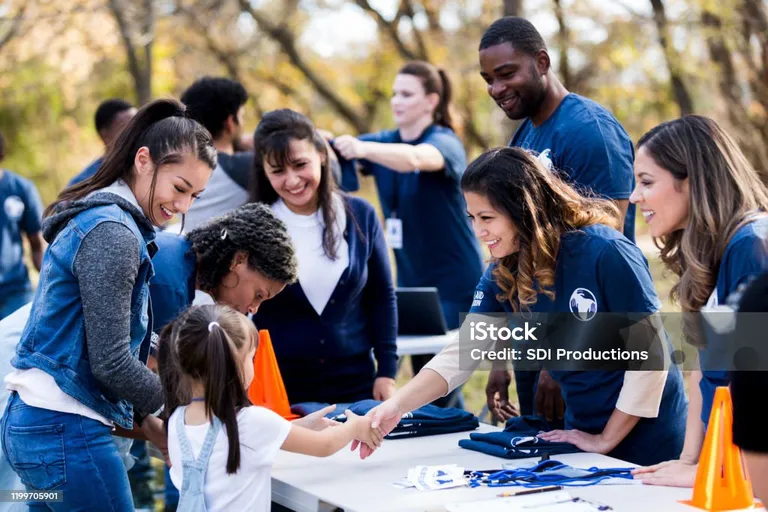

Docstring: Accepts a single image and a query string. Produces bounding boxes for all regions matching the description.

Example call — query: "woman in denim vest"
[1,99,216,510]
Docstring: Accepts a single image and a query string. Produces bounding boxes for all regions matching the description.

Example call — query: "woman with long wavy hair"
[631,115,768,486]
[354,146,687,466]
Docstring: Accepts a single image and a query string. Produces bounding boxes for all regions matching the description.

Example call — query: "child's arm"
[281,410,383,457]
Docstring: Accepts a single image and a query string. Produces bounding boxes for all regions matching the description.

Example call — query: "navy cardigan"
[253,195,398,404]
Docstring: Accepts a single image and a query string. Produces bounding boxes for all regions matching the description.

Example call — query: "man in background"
[68,99,136,187]
[0,133,43,320]
[479,16,636,425]
[179,77,254,232]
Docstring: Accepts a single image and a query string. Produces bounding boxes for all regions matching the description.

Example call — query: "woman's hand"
[537,429,611,454]
[351,398,403,459]
[141,415,170,466]
[333,135,367,160]
[293,404,341,431]
[373,377,397,401]
[631,459,698,487]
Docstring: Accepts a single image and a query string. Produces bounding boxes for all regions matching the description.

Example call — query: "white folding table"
[271,423,734,512]
[396,329,458,357]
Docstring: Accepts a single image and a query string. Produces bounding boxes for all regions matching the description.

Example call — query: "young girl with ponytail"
[332,62,483,407]
[2,99,216,510]
[159,304,382,512]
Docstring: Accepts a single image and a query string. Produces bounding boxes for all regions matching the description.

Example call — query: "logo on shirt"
[4,196,24,220]
[569,288,597,321]
[536,149,553,171]
[472,290,484,307]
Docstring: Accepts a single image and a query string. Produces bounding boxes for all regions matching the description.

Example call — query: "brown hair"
[48,99,216,226]
[398,61,454,131]
[157,304,257,474]
[461,147,620,311]
[637,115,768,311]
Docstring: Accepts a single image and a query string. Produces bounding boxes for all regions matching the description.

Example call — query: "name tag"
[385,217,403,250]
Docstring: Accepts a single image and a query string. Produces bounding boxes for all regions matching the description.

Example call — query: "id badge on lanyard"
[385,212,403,250]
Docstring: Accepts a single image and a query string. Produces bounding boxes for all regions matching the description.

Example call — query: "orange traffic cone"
[681,386,758,511]
[247,330,299,420]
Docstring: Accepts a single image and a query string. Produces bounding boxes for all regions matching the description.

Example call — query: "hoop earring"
[221,271,241,289]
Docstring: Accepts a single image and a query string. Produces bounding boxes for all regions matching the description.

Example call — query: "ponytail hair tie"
[208,321,220,333]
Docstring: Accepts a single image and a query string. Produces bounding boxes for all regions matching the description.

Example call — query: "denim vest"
[12,203,156,429]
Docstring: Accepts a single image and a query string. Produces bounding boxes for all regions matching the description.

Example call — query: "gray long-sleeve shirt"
[74,221,163,416]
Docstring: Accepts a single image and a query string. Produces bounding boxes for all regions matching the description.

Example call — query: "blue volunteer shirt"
[0,171,43,293]
[699,217,768,424]
[338,124,484,328]
[510,94,636,242]
[148,232,197,333]
[469,224,686,466]
[68,157,103,187]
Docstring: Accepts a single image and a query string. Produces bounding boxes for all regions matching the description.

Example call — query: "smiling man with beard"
[479,16,637,426]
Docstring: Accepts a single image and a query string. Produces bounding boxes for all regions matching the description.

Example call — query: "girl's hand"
[373,377,397,401]
[345,410,384,451]
[537,429,611,454]
[333,135,367,160]
[351,399,402,459]
[631,459,698,487]
[293,405,340,431]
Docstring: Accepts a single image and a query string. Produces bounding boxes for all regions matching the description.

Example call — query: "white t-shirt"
[168,405,292,512]
[271,194,349,315]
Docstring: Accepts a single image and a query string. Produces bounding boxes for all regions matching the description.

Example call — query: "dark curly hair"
[181,77,248,139]
[186,203,298,295]
[479,17,547,55]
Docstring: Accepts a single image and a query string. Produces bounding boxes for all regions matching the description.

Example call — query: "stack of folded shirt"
[459,416,581,459]
[291,399,479,439]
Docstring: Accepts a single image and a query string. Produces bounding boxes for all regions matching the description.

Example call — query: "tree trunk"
[552,0,572,90]
[238,0,368,132]
[0,4,27,53]
[107,0,153,105]
[702,8,768,172]
[503,0,523,17]
[649,0,694,115]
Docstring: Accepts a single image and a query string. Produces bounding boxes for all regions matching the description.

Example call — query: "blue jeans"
[0,288,32,321]
[1,392,133,511]
[165,464,179,507]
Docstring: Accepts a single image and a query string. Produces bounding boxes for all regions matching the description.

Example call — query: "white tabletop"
[271,423,739,512]
[396,329,458,357]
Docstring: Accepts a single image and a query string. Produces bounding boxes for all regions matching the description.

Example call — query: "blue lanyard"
[467,460,635,488]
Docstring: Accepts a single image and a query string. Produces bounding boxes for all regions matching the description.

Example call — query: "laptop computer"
[396,287,449,335]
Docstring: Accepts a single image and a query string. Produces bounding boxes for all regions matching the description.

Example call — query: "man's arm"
[26,231,44,272]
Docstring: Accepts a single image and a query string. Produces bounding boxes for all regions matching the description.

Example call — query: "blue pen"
[524,497,613,510]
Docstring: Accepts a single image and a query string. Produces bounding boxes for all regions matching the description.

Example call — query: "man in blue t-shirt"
[68,99,136,187]
[478,17,636,423]
[0,133,44,320]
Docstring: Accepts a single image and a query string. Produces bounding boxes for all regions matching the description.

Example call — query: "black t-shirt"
[731,271,768,453]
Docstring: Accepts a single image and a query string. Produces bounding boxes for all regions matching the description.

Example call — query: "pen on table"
[496,485,563,497]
